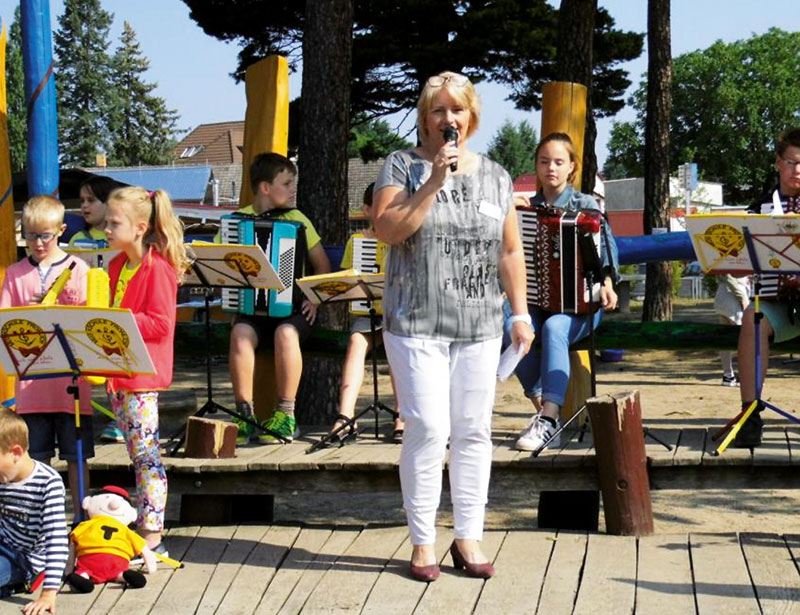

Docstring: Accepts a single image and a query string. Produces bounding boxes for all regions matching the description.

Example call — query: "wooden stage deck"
[2,525,800,614]
[71,424,800,503]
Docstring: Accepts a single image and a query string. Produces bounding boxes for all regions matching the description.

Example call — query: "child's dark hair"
[0,408,28,453]
[535,132,579,184]
[249,153,297,192]
[80,176,126,205]
[363,182,375,207]
[776,128,800,157]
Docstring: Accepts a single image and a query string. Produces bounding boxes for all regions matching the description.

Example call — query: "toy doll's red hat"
[100,485,131,502]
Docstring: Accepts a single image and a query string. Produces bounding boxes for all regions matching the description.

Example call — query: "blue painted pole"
[616,231,696,265]
[20,0,58,197]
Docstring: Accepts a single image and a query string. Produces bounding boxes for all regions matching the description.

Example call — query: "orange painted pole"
[0,22,18,405]
[540,81,587,189]
[238,55,289,207]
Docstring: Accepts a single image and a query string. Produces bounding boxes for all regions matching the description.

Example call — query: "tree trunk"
[642,0,672,322]
[556,0,596,192]
[295,0,353,425]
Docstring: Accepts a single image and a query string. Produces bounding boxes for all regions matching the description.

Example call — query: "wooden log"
[184,416,237,459]
[586,390,653,535]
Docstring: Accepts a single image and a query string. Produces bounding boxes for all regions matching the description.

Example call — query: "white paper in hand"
[497,343,525,381]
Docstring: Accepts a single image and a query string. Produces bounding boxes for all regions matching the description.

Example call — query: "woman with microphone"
[373,71,533,582]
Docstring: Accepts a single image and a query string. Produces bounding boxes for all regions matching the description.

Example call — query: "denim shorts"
[22,413,95,462]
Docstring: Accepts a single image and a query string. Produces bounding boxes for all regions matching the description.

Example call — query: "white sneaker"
[515,414,561,451]
[721,375,739,387]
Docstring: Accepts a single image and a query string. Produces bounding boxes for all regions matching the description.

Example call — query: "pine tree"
[54,0,114,166]
[5,7,26,173]
[108,22,179,166]
[486,120,538,180]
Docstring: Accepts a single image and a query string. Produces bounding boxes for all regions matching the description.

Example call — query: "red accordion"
[517,205,603,314]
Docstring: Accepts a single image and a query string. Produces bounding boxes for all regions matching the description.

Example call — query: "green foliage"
[5,7,26,173]
[702,273,719,297]
[54,0,115,166]
[607,29,800,204]
[486,119,537,179]
[671,261,683,296]
[618,263,639,276]
[602,120,643,179]
[348,115,413,163]
[107,22,179,166]
[182,0,643,122]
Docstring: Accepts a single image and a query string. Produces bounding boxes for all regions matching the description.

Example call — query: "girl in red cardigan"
[104,186,189,554]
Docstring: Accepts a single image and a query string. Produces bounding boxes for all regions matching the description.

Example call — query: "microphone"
[443,126,458,171]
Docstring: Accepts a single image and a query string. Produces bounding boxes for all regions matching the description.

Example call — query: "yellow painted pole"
[238,55,289,207]
[540,81,587,190]
[0,22,18,405]
[541,81,589,422]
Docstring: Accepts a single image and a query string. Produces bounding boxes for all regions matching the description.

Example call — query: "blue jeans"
[503,303,603,407]
[0,544,28,597]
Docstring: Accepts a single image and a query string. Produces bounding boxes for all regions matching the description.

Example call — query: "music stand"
[0,305,155,517]
[164,243,288,456]
[531,225,672,456]
[296,270,398,453]
[685,214,800,454]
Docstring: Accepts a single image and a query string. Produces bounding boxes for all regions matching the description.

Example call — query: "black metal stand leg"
[306,305,396,454]
[165,291,287,457]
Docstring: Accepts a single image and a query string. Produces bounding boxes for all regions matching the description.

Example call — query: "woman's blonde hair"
[416,71,481,142]
[22,195,65,230]
[107,186,190,283]
[535,132,579,185]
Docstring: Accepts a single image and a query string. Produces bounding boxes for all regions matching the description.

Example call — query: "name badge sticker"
[478,200,502,220]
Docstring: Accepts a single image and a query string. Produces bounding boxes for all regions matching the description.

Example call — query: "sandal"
[328,413,359,445]
[391,428,404,443]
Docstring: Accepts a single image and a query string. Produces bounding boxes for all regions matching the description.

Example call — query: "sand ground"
[163,298,800,534]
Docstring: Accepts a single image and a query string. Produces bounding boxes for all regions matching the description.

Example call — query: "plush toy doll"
[66,486,157,593]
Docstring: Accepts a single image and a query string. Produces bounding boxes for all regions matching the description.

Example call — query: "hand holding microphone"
[443,126,459,172]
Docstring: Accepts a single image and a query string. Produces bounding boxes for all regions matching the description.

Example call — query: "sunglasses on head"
[427,74,470,88]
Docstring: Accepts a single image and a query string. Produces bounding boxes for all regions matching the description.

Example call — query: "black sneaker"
[732,405,763,448]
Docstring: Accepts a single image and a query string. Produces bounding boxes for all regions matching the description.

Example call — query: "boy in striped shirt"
[0,408,68,614]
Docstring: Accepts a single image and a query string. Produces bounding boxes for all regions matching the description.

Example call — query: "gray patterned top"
[375,149,513,341]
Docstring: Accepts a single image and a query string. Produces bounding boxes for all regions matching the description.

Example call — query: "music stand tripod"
[165,256,288,456]
[712,226,800,454]
[531,234,672,457]
[307,285,397,453]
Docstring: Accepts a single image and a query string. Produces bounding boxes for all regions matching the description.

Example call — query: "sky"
[0,0,795,169]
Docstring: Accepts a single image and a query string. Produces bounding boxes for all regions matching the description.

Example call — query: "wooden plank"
[536,531,587,615]
[273,527,360,615]
[336,440,397,472]
[150,524,238,614]
[690,533,759,614]
[110,526,201,614]
[301,525,408,614]
[643,428,680,467]
[195,524,272,615]
[751,427,792,467]
[635,534,695,615]
[740,532,800,615]
[703,431,753,465]
[211,524,301,615]
[672,428,706,466]
[316,439,381,471]
[252,527,333,615]
[491,434,525,467]
[473,530,556,615]
[550,426,593,469]
[572,533,636,615]
[361,528,454,615]
[413,530,505,615]
[249,440,322,470]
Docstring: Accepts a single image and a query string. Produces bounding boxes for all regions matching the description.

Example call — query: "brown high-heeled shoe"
[449,541,495,578]
[409,561,440,582]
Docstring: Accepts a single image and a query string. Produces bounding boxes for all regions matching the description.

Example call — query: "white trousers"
[383,330,502,545]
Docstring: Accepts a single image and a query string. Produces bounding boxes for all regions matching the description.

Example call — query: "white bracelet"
[508,313,532,325]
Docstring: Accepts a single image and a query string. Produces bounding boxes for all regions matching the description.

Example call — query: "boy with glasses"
[0,195,93,513]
